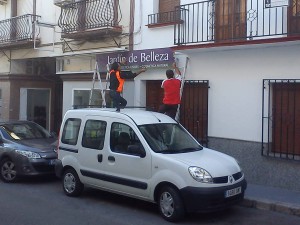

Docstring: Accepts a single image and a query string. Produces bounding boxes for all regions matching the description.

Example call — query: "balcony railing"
[147,9,185,27]
[0,14,40,47]
[174,0,300,45]
[58,0,122,39]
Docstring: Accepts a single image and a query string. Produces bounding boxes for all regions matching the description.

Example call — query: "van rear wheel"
[63,168,84,197]
[158,186,185,222]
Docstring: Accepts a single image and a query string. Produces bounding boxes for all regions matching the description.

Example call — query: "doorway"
[20,88,51,130]
[215,0,247,42]
[146,80,209,145]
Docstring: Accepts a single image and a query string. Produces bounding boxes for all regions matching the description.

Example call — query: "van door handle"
[108,156,115,162]
[97,154,103,162]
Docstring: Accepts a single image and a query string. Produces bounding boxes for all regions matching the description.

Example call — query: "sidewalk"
[240,183,300,217]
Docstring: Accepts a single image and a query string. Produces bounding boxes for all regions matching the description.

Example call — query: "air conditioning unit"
[53,0,74,7]
[0,0,8,5]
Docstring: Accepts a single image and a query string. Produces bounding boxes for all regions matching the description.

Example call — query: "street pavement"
[241,183,300,217]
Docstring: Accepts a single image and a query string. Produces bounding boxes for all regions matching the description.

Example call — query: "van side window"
[110,123,144,155]
[82,120,106,150]
[61,118,81,145]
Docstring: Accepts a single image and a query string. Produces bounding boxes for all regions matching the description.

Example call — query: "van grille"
[213,172,243,184]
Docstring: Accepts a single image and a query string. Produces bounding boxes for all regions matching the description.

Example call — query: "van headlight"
[15,150,41,159]
[188,166,213,183]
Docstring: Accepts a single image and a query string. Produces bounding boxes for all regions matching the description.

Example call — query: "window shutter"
[159,0,180,13]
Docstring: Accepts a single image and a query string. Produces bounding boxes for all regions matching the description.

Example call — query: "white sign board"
[265,0,289,8]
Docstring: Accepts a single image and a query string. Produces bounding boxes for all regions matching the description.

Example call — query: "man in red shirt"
[159,63,182,119]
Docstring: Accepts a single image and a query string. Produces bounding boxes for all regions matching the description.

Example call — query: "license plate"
[225,186,242,198]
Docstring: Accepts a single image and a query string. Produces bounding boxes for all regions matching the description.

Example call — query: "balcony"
[58,0,122,40]
[174,0,300,46]
[0,14,40,49]
[147,9,185,28]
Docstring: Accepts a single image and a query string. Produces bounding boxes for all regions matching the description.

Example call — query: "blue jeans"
[109,90,127,110]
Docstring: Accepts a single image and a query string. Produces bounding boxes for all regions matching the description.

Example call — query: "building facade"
[135,0,300,191]
[1,0,300,191]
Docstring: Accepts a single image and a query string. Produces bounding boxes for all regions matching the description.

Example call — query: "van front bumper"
[180,179,247,213]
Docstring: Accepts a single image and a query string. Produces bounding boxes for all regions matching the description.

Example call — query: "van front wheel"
[158,186,185,222]
[63,168,84,197]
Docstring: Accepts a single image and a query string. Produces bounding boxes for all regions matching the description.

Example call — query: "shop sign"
[96,48,174,72]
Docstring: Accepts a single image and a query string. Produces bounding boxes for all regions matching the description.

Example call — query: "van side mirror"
[128,145,146,158]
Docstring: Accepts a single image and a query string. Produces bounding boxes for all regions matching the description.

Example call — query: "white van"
[55,108,247,222]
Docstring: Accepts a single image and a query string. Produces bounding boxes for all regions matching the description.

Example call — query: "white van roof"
[64,108,176,125]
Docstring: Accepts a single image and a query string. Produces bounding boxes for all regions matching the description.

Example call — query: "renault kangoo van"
[55,108,247,222]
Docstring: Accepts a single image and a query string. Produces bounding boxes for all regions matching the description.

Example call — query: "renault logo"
[229,175,235,183]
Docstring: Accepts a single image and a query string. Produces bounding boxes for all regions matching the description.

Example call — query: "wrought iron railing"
[58,0,121,34]
[175,0,300,45]
[0,14,40,44]
[262,79,300,161]
[148,9,185,26]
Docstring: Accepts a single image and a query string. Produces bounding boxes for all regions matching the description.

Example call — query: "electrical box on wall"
[0,0,8,5]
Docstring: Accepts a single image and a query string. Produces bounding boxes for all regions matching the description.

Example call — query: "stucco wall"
[208,137,300,192]
[184,43,300,142]
[62,79,135,117]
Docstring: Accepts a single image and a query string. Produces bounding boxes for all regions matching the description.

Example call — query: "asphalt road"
[1,176,300,225]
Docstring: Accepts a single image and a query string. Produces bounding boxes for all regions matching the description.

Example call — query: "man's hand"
[140,68,147,73]
[136,67,147,76]
[120,58,127,65]
[172,62,181,76]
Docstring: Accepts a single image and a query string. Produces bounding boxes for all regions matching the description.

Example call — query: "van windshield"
[138,123,202,153]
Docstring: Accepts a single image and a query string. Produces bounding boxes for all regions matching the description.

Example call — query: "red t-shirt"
[162,78,181,104]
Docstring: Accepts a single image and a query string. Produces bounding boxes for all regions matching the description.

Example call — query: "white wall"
[134,0,175,50]
[133,1,300,143]
[62,80,135,116]
[0,0,10,20]
[183,43,300,142]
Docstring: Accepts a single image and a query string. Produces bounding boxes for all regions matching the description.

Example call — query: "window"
[110,123,144,155]
[139,123,202,153]
[147,0,181,26]
[82,120,106,150]
[159,0,180,13]
[215,0,246,42]
[61,118,81,145]
[289,0,300,34]
[262,80,300,160]
[73,89,103,109]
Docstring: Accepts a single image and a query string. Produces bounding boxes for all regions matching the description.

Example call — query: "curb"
[240,197,300,217]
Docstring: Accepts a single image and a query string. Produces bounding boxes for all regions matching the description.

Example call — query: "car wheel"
[63,168,84,197]
[0,158,18,183]
[158,186,185,222]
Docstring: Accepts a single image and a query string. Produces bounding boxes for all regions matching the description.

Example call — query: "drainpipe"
[129,0,135,51]
[11,0,17,17]
[33,0,36,15]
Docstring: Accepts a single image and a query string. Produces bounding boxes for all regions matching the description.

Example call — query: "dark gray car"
[0,121,57,183]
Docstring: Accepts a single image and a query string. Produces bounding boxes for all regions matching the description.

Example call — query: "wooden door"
[179,81,209,144]
[288,0,300,35]
[272,83,300,155]
[146,80,164,112]
[215,0,247,42]
[146,80,209,145]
